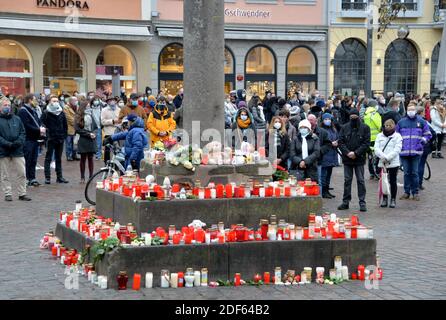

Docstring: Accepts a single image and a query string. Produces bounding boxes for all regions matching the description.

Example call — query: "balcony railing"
[341,2,368,11]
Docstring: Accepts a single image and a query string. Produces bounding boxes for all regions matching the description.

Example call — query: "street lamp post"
[366,0,374,98]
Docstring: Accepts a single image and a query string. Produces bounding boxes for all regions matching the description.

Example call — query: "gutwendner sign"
[36,0,90,10]
[224,8,271,19]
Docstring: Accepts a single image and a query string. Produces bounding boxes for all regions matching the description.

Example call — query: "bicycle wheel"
[424,161,431,181]
[85,168,116,206]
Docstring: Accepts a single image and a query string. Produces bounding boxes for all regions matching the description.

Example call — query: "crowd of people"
[1,87,444,209]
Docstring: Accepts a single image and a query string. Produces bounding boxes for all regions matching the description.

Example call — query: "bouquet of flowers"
[272,164,289,182]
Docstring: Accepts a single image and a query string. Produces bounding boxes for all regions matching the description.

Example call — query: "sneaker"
[360,205,367,212]
[413,194,420,201]
[35,164,44,170]
[45,178,51,185]
[56,177,69,184]
[30,180,41,187]
[399,193,410,200]
[380,197,388,208]
[389,199,396,208]
[432,153,438,159]
[438,154,444,159]
[19,195,32,201]
[5,195,12,201]
[337,203,349,210]
[67,157,74,161]
[327,191,336,198]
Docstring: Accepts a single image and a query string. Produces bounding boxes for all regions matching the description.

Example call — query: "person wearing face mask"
[265,116,290,168]
[89,96,103,160]
[235,89,247,108]
[12,95,23,115]
[40,95,69,185]
[374,119,403,208]
[0,96,31,201]
[64,96,79,161]
[101,97,121,164]
[396,103,432,201]
[278,109,297,141]
[232,107,256,150]
[166,94,176,113]
[289,119,320,182]
[118,93,147,128]
[173,88,184,109]
[320,113,339,199]
[147,97,176,147]
[249,96,266,130]
[429,99,446,159]
[307,114,331,188]
[338,109,371,212]
[225,94,238,129]
[363,100,382,180]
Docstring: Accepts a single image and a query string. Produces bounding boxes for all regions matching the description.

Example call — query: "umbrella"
[435,19,446,93]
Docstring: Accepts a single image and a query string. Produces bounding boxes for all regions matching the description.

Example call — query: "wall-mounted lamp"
[425,58,430,65]
[377,58,382,65]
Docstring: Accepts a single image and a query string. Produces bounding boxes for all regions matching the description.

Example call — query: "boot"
[438,152,444,159]
[327,189,336,198]
[432,152,438,158]
[389,198,396,208]
[380,196,388,208]
[322,187,333,199]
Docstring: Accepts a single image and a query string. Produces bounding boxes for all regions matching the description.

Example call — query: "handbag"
[380,166,391,196]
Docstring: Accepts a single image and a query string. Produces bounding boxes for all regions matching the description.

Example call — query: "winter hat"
[278,98,287,107]
[298,119,312,130]
[316,100,326,109]
[130,93,139,100]
[349,108,360,116]
[322,113,333,121]
[367,99,378,108]
[238,101,247,108]
[127,114,137,122]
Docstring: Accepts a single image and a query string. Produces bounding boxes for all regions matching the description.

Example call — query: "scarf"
[274,130,282,149]
[237,117,251,129]
[84,109,93,132]
[383,128,395,137]
[47,102,63,116]
[301,135,308,160]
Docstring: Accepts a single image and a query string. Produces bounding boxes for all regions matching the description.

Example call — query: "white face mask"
[407,111,417,118]
[274,122,282,130]
[240,115,248,121]
[118,102,125,108]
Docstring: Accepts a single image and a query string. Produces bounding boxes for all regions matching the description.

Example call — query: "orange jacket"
[147,106,176,146]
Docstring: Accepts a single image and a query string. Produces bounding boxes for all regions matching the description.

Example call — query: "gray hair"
[0,96,11,106]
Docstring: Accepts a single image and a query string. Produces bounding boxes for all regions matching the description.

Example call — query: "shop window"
[245,45,276,100]
[431,43,441,97]
[0,40,32,96]
[43,43,86,95]
[286,47,317,98]
[333,38,367,96]
[225,47,235,95]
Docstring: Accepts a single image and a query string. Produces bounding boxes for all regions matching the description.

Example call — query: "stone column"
[183,0,225,147]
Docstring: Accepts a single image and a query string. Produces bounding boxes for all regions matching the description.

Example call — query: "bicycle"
[398,160,431,181]
[85,144,127,205]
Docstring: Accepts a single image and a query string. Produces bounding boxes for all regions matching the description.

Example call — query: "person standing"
[289,119,320,182]
[416,106,436,191]
[0,96,31,201]
[101,97,121,164]
[40,95,69,185]
[374,119,403,208]
[363,100,382,179]
[265,116,290,166]
[18,94,44,187]
[90,96,103,160]
[338,109,371,212]
[396,103,432,201]
[118,93,147,126]
[173,88,184,109]
[75,101,98,184]
[147,97,176,147]
[430,99,446,159]
[64,96,78,161]
[320,113,339,199]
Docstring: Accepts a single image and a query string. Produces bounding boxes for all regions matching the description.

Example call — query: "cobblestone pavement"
[0,155,445,300]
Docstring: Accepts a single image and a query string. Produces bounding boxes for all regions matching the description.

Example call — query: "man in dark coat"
[40,95,69,184]
[308,114,332,187]
[0,97,31,201]
[18,94,43,187]
[173,88,184,109]
[338,108,371,212]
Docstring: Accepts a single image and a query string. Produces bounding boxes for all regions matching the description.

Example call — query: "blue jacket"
[111,117,148,168]
[320,125,339,167]
[18,104,41,141]
[0,113,26,158]
[396,116,432,157]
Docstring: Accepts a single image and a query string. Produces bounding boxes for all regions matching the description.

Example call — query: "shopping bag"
[380,167,391,196]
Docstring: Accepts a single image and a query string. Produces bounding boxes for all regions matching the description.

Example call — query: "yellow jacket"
[147,105,176,146]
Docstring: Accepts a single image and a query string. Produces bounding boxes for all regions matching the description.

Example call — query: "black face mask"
[350,118,360,128]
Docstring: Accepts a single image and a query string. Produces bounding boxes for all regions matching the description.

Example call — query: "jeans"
[23,140,39,181]
[45,140,64,180]
[317,165,322,187]
[418,149,429,187]
[65,135,76,159]
[95,128,102,159]
[342,164,366,206]
[321,166,334,188]
[400,155,420,196]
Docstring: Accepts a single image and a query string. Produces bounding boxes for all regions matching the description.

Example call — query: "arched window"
[431,43,441,96]
[0,40,32,96]
[286,46,318,98]
[384,39,418,95]
[43,43,86,95]
[159,43,184,96]
[245,45,276,100]
[225,47,235,94]
[96,45,136,96]
[333,38,366,96]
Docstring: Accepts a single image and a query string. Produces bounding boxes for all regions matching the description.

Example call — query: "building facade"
[329,0,446,97]
[151,0,329,100]
[0,0,152,96]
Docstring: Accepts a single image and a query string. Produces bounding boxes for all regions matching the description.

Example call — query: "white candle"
[170,273,178,288]
[210,189,216,199]
[259,187,265,198]
[144,233,152,246]
[145,272,153,288]
[330,213,337,223]
[161,273,170,288]
[342,266,349,280]
[194,271,201,287]
[75,201,82,212]
[291,188,297,197]
[101,276,108,289]
[185,275,194,288]
[244,188,251,198]
[205,232,211,244]
[198,190,205,200]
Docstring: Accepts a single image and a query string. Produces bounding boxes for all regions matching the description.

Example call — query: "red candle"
[352,272,358,280]
[351,214,359,226]
[217,233,225,244]
[234,273,241,286]
[321,227,327,238]
[133,273,141,290]
[252,186,260,196]
[225,184,233,198]
[216,184,225,198]
[294,275,301,283]
[178,272,184,287]
[266,186,274,197]
[228,230,236,242]
[274,187,281,197]
[351,226,358,239]
[171,184,181,193]
[238,186,245,198]
[181,227,189,235]
[284,187,291,197]
[277,228,284,239]
[173,233,181,245]
[263,272,270,284]
[185,233,193,244]
[141,184,149,193]
[234,187,240,198]
[357,265,365,281]
[135,185,142,197]
[204,188,211,199]
[51,246,57,257]
[303,228,309,239]
[193,186,199,196]
[194,229,205,243]
[254,274,262,283]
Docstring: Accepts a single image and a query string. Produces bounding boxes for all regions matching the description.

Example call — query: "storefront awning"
[0,18,152,41]
[157,27,326,42]
[435,19,446,91]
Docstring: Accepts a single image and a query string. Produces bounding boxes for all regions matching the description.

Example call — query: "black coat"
[17,104,41,141]
[313,126,332,165]
[338,121,371,166]
[0,113,26,158]
[265,130,290,163]
[173,95,183,109]
[40,111,68,142]
[290,133,320,170]
[75,115,98,154]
